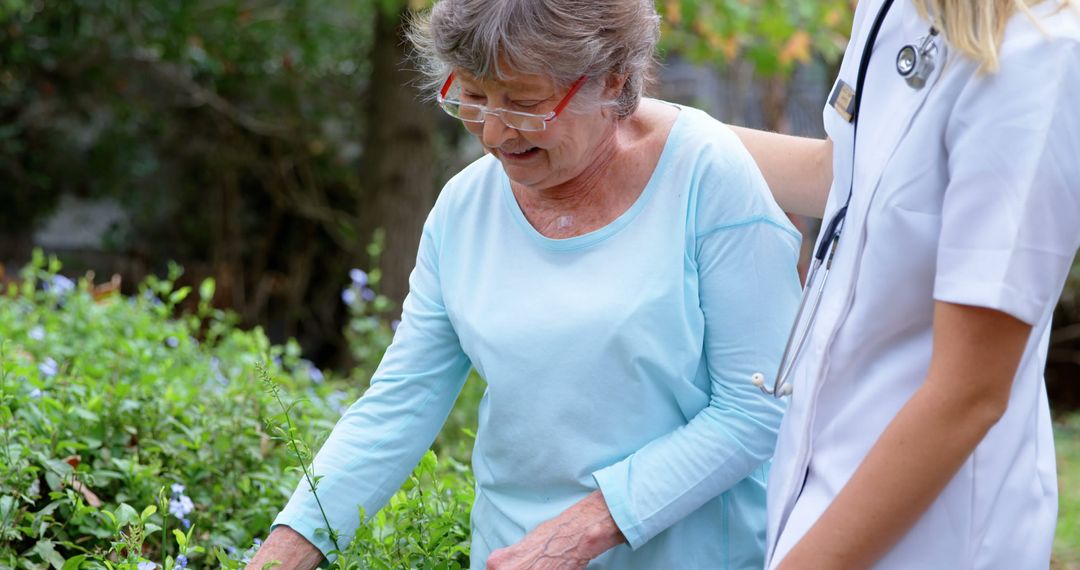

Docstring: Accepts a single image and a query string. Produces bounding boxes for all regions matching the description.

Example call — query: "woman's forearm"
[729,126,832,218]
[777,302,1032,568]
[486,490,626,569]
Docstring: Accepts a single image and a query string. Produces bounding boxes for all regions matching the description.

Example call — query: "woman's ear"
[603,73,629,100]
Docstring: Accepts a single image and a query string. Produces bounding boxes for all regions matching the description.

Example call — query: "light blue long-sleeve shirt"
[275,103,801,569]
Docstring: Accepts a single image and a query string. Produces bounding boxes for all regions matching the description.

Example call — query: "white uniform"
[765,1,1080,568]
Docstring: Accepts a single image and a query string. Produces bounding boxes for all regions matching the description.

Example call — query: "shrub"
[0,252,474,569]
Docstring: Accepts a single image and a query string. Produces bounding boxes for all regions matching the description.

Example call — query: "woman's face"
[454,70,616,191]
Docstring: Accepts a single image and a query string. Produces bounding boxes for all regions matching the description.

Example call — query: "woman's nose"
[481,113,515,149]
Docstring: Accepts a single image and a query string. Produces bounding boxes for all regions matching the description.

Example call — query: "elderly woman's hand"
[485,491,625,570]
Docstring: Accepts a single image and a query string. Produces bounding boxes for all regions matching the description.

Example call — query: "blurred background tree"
[0,0,462,366]
[2,0,1077,409]
[658,0,852,130]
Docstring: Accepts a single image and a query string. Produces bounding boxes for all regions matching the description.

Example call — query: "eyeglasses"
[437,73,587,132]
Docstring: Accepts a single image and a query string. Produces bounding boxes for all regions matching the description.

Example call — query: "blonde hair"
[911,0,1074,72]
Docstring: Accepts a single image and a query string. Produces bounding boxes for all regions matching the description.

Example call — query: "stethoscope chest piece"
[896,27,939,90]
[896,45,920,75]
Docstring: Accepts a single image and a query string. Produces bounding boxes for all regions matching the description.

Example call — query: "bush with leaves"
[0,252,474,569]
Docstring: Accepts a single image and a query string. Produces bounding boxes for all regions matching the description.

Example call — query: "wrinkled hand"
[486,491,625,570]
[486,526,592,570]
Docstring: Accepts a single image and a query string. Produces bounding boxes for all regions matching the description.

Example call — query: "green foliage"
[1,0,375,215]
[0,254,294,567]
[256,363,474,570]
[658,0,854,75]
[1060,255,1080,311]
[342,231,399,382]
[258,362,343,554]
[0,0,458,369]
[1054,414,1080,568]
[0,253,475,568]
[339,450,472,569]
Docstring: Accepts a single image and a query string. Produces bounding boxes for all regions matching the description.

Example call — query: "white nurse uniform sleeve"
[934,34,1080,324]
[272,199,472,560]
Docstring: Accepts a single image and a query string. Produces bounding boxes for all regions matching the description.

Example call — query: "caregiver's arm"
[728,126,832,218]
[776,301,1031,569]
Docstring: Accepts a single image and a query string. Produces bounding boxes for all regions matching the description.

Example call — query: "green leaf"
[419,450,437,475]
[0,496,14,524]
[173,529,188,550]
[99,509,117,529]
[114,503,139,529]
[199,278,216,302]
[31,539,65,569]
[169,287,192,304]
[140,505,157,521]
[61,555,87,570]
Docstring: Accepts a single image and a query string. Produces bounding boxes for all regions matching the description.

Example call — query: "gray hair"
[408,0,660,118]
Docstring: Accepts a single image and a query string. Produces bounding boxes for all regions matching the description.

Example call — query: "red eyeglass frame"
[438,73,589,127]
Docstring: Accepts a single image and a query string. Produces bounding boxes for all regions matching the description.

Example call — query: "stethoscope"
[753,0,940,398]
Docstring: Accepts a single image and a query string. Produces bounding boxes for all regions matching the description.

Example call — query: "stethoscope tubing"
[759,257,825,396]
[757,0,897,398]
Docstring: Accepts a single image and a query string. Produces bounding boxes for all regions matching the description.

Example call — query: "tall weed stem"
[256,362,341,553]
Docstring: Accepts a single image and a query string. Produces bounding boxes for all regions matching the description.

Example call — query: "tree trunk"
[761,75,790,133]
[361,9,438,306]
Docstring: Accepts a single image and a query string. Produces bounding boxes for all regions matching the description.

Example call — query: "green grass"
[1055,413,1080,570]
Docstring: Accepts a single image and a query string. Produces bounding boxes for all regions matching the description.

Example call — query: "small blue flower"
[168,495,194,519]
[171,483,185,496]
[29,388,43,399]
[166,336,179,348]
[181,517,190,529]
[349,268,368,287]
[46,275,75,296]
[361,287,375,302]
[327,390,352,414]
[240,537,264,564]
[142,289,163,307]
[175,555,188,569]
[299,359,324,383]
[28,326,45,341]
[341,287,358,307]
[38,357,58,378]
[390,319,401,331]
[210,357,227,385]
[137,562,156,570]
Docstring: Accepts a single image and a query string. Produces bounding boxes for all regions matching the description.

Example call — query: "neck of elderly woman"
[512,99,676,239]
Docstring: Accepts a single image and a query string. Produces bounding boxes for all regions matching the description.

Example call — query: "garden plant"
[0,251,476,569]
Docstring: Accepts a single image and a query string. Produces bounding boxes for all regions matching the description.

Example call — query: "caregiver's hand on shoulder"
[486,491,625,570]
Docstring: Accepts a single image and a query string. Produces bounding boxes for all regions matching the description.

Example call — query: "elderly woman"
[249,1,800,568]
